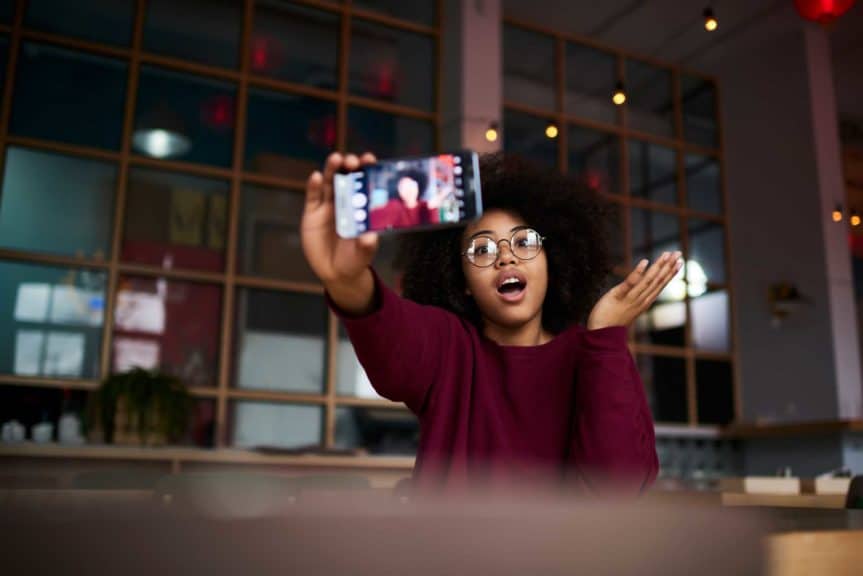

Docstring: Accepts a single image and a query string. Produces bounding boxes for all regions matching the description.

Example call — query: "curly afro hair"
[396,153,613,334]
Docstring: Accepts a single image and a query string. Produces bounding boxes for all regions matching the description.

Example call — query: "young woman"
[302,152,681,493]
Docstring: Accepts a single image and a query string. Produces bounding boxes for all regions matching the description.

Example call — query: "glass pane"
[238,185,315,282]
[0,385,89,442]
[353,0,435,25]
[625,59,673,137]
[688,218,726,284]
[0,147,115,259]
[134,66,236,167]
[347,106,434,158]
[0,35,8,95]
[569,126,619,194]
[503,25,555,111]
[143,0,241,69]
[337,324,382,399]
[682,75,718,148]
[503,109,558,171]
[605,202,624,266]
[112,276,222,387]
[0,0,14,22]
[11,43,127,150]
[686,154,722,215]
[230,401,322,449]
[637,355,687,423]
[349,20,434,111]
[246,89,336,179]
[26,0,134,46]
[696,360,734,425]
[0,262,106,379]
[691,289,730,353]
[565,43,616,124]
[122,168,229,273]
[632,208,684,347]
[631,208,680,263]
[335,406,418,455]
[233,289,327,393]
[629,140,677,205]
[251,1,339,89]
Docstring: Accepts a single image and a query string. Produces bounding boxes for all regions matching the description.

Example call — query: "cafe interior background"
[0,0,862,496]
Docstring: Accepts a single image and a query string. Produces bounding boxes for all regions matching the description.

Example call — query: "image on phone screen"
[335,151,482,238]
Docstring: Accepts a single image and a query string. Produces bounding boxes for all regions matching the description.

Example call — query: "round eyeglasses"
[462,227,546,268]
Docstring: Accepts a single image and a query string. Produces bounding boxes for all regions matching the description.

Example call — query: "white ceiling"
[502,0,863,120]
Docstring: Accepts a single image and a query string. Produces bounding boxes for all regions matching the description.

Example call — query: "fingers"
[616,259,649,299]
[360,152,377,166]
[641,256,684,307]
[321,152,343,204]
[305,170,324,209]
[627,252,675,302]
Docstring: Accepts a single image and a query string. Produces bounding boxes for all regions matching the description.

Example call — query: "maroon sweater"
[333,271,658,492]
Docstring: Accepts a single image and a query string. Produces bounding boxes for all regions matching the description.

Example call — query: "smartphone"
[334,151,482,238]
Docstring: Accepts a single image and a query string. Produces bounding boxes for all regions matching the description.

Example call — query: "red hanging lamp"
[794,0,857,25]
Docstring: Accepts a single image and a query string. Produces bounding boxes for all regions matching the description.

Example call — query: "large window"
[0,0,438,450]
[503,20,733,427]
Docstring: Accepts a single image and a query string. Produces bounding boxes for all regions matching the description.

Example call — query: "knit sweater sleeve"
[568,326,659,492]
[327,269,462,415]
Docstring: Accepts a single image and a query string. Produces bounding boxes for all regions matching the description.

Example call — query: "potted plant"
[87,368,191,446]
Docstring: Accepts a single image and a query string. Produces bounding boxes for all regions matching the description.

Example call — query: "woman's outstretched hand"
[586,252,684,331]
[301,152,379,283]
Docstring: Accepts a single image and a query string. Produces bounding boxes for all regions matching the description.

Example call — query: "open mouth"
[496,273,527,302]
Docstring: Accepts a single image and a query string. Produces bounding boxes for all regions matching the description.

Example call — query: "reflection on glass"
[251,1,339,89]
[569,126,619,195]
[503,109,558,170]
[0,261,106,378]
[625,59,673,136]
[347,106,433,159]
[0,386,88,436]
[686,155,722,215]
[638,355,687,423]
[688,218,726,284]
[113,276,221,387]
[231,401,322,449]
[335,406,418,455]
[11,43,127,150]
[635,298,686,348]
[0,147,115,259]
[682,75,718,148]
[233,289,327,393]
[353,0,435,25]
[691,289,730,353]
[349,20,434,111]
[629,140,677,205]
[696,360,734,425]
[565,43,617,124]
[185,399,216,447]
[245,89,337,179]
[122,168,229,272]
[238,185,314,282]
[134,66,236,167]
[144,0,241,69]
[337,324,382,399]
[503,25,555,111]
[26,0,134,46]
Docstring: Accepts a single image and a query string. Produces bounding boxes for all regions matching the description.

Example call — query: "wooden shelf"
[0,442,416,471]
[723,420,863,439]
[721,492,846,510]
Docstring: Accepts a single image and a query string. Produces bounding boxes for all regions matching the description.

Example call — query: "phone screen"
[335,151,482,238]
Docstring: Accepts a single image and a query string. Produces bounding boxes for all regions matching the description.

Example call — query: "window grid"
[0,0,441,452]
[503,17,735,428]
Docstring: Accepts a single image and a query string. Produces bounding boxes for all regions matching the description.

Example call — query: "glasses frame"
[461,228,547,268]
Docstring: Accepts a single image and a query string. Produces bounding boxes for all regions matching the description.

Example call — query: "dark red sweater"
[333,271,658,492]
